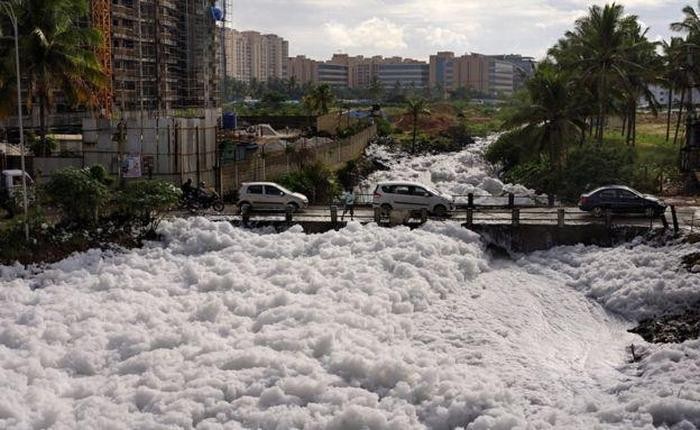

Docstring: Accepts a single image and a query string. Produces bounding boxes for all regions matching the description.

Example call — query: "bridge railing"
[347,192,554,208]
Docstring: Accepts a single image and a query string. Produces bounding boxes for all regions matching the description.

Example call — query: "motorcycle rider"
[181,178,194,201]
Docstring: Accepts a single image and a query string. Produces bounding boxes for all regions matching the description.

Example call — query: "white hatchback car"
[237,182,309,212]
[372,181,454,216]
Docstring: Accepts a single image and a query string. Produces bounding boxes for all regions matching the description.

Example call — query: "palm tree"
[618,21,661,146]
[503,64,587,170]
[308,84,335,115]
[553,3,644,142]
[405,98,430,154]
[0,0,106,143]
[671,2,700,145]
[661,38,688,142]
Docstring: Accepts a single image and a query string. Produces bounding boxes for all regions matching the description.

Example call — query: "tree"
[303,84,335,115]
[661,38,688,142]
[671,2,700,145]
[405,98,431,154]
[368,76,384,103]
[502,64,586,170]
[0,0,106,142]
[551,3,645,142]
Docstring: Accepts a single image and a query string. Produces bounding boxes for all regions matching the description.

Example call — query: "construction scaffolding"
[109,0,220,113]
[90,0,113,117]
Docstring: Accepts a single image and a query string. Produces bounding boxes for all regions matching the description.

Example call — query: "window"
[381,185,395,193]
[617,190,637,200]
[598,190,616,199]
[247,185,262,194]
[412,187,430,197]
[395,186,410,195]
[265,186,283,196]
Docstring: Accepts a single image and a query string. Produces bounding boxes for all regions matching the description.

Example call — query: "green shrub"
[116,180,182,229]
[277,161,341,204]
[375,117,392,137]
[485,130,528,171]
[504,157,558,194]
[557,145,635,201]
[44,167,111,224]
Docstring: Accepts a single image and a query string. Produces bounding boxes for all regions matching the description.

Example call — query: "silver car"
[237,182,308,212]
[372,181,454,216]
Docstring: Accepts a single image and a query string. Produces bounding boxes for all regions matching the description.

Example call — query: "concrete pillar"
[508,193,515,208]
[468,193,474,208]
[373,207,381,223]
[330,205,338,225]
[512,208,520,227]
[605,210,613,229]
[241,205,250,225]
[420,208,428,224]
[285,206,293,224]
[466,208,473,227]
[557,208,565,227]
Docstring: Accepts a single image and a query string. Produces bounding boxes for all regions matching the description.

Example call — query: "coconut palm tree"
[503,64,587,170]
[405,98,430,154]
[554,3,644,142]
[618,21,661,146]
[661,38,689,142]
[305,84,335,115]
[1,0,106,144]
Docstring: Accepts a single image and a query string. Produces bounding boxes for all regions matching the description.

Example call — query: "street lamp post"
[2,0,29,241]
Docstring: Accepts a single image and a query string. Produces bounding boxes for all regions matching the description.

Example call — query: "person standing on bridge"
[341,188,355,221]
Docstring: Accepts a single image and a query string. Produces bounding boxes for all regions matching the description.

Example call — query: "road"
[191,205,699,231]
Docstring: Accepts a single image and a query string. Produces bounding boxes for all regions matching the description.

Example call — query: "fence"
[220,124,377,192]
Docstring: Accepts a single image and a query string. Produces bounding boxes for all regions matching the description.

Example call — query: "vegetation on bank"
[0,167,181,264]
[486,3,694,201]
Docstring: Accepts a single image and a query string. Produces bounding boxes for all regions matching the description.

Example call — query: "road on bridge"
[195,204,698,231]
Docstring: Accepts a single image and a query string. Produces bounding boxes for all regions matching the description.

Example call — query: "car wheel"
[380,203,392,216]
[592,206,604,218]
[239,202,252,214]
[213,200,225,212]
[433,204,447,218]
[286,202,299,213]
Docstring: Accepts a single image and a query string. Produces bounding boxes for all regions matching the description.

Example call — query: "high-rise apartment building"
[287,55,316,84]
[223,29,289,82]
[109,0,220,112]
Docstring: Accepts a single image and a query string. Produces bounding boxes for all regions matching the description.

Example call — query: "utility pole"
[2,0,29,241]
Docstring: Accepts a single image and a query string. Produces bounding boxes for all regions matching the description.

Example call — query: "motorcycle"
[182,189,225,213]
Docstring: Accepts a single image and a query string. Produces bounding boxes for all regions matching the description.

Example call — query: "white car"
[372,181,454,216]
[237,182,308,212]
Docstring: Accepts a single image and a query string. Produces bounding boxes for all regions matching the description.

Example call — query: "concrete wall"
[221,124,376,193]
[81,109,220,185]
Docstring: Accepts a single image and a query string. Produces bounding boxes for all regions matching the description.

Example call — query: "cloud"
[232,0,682,60]
[418,27,471,48]
[323,17,407,53]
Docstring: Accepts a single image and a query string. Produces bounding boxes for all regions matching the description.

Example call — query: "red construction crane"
[91,0,113,118]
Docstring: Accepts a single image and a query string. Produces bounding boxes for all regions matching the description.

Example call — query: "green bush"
[557,145,635,201]
[44,167,111,224]
[116,180,182,229]
[485,130,529,171]
[504,157,558,195]
[375,117,392,137]
[277,161,341,204]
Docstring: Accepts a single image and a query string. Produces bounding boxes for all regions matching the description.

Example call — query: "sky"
[229,0,686,61]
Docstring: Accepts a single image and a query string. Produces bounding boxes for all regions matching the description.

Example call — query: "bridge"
[195,196,698,252]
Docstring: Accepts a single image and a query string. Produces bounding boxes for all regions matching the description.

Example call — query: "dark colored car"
[578,185,666,217]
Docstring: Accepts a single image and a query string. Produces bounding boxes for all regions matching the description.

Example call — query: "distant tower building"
[224,29,289,82]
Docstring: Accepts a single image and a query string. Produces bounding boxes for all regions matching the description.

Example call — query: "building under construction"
[93,0,220,114]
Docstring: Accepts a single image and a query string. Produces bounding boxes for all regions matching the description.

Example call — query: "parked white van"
[237,182,308,212]
[372,181,454,216]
